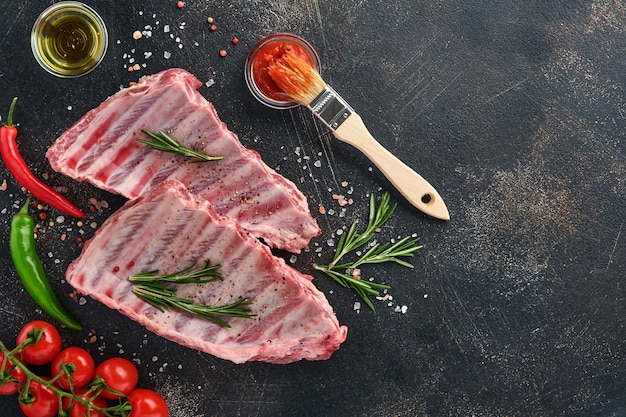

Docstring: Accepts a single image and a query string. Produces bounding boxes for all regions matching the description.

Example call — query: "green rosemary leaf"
[138,129,223,162]
[352,236,423,268]
[316,192,421,310]
[129,262,253,327]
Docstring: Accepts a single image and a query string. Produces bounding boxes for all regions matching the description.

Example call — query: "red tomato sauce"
[251,40,315,101]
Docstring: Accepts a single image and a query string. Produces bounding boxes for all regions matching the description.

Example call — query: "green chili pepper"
[9,196,82,331]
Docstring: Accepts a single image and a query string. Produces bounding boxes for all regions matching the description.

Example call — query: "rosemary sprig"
[314,192,423,310]
[129,261,222,285]
[138,129,223,162]
[129,261,253,327]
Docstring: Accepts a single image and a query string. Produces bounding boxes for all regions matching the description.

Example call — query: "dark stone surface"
[0,1,624,416]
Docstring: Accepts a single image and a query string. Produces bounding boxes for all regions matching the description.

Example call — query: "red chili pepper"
[0,98,86,219]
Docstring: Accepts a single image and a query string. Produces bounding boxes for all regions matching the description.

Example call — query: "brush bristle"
[267,51,326,106]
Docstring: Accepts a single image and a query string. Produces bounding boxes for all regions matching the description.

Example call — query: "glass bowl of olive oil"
[31,1,108,78]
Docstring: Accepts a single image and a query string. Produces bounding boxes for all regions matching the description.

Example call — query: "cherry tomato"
[94,357,139,400]
[16,320,62,365]
[62,388,108,417]
[0,351,27,395]
[51,346,95,390]
[128,389,169,417]
[19,378,59,417]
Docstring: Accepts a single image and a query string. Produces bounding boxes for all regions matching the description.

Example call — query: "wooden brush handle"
[333,113,450,220]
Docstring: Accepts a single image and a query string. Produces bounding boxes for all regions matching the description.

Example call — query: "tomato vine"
[0,320,169,417]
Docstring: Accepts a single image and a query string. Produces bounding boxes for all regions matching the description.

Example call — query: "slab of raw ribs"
[67,180,347,364]
[46,68,320,253]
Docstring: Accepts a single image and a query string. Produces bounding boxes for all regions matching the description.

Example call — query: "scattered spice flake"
[207,17,214,23]
[177,1,185,8]
[219,49,227,57]
[232,37,239,45]
[88,197,101,209]
[318,205,326,214]
[341,181,349,187]
[210,24,217,32]
[332,193,350,206]
[1,180,7,191]
[132,30,142,40]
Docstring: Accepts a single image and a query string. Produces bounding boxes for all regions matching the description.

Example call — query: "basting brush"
[268,51,450,220]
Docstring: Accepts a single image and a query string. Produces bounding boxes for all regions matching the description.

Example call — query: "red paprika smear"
[251,40,315,102]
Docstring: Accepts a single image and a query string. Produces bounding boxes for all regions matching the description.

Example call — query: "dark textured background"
[1,1,624,416]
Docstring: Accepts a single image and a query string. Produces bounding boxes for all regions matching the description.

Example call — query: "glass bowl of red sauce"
[245,33,321,109]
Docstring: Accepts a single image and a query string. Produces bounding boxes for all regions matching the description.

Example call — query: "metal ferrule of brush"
[308,86,354,131]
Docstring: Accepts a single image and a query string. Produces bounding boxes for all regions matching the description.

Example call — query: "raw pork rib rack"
[46,68,320,253]
[67,180,347,364]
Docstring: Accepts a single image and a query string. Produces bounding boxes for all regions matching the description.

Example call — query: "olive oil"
[31,2,108,78]
[41,14,100,71]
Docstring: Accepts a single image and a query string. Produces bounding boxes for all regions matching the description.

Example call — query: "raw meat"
[66,180,347,364]
[46,68,320,253]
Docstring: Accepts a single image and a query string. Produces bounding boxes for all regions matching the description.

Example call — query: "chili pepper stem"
[18,194,32,216]
[5,97,17,127]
